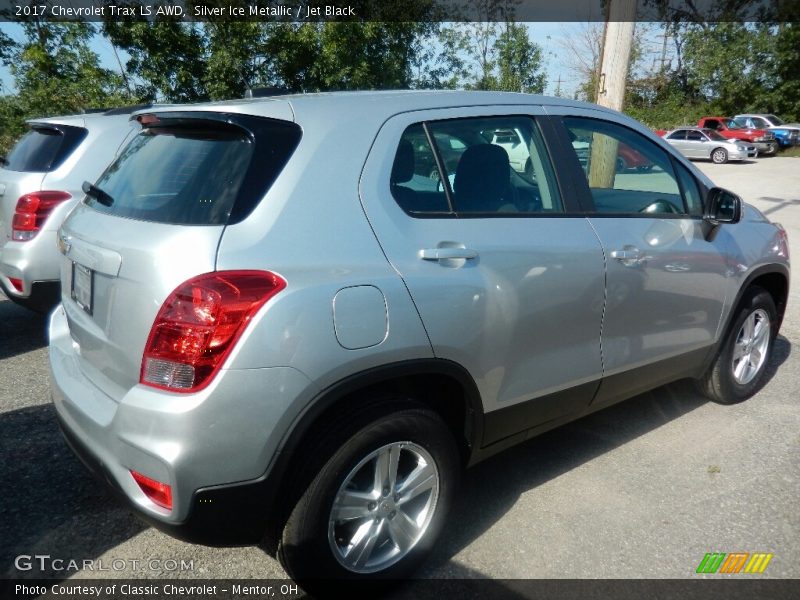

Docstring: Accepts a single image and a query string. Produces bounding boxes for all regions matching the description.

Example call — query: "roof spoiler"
[244,87,293,98]
[103,104,157,116]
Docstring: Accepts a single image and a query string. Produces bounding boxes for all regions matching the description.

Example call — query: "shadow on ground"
[0,332,789,586]
[413,335,791,579]
[0,296,48,360]
[0,403,146,578]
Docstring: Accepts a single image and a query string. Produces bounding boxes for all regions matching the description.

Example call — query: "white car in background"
[0,107,145,311]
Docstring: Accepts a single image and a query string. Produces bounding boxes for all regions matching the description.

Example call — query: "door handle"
[420,247,478,261]
[610,249,640,260]
[610,246,645,267]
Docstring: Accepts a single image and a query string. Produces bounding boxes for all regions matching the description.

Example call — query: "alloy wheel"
[327,441,440,574]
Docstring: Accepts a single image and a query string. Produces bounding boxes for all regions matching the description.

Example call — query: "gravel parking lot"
[1,157,798,589]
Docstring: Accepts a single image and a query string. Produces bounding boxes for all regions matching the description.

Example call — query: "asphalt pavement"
[1,157,798,590]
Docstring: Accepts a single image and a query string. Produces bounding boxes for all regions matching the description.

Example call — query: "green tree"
[103,19,208,101]
[426,21,546,92]
[264,22,434,92]
[680,23,771,116]
[10,22,129,115]
[496,22,546,93]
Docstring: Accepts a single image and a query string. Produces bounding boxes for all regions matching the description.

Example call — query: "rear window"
[3,124,87,172]
[86,113,301,225]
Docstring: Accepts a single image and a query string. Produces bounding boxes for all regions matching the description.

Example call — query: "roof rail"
[244,87,293,98]
[82,108,109,114]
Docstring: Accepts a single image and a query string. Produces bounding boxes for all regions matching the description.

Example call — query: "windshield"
[765,115,783,125]
[703,129,728,142]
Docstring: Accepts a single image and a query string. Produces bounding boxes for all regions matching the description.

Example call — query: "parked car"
[50,92,789,592]
[663,127,758,163]
[733,114,800,148]
[697,116,777,155]
[0,107,145,311]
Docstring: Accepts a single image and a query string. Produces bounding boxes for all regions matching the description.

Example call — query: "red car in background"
[696,117,777,155]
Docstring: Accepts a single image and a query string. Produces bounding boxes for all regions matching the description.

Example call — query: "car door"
[685,129,709,159]
[665,129,688,156]
[553,112,730,406]
[359,106,606,446]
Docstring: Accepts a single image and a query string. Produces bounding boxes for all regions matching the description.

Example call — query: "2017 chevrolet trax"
[49,92,789,588]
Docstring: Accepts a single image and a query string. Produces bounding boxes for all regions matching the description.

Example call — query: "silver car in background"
[663,127,757,163]
[49,92,789,592]
[0,108,143,312]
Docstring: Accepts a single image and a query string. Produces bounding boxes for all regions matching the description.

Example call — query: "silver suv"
[49,92,789,588]
[0,108,143,312]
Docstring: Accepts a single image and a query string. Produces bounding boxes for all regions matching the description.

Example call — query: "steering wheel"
[639,199,682,214]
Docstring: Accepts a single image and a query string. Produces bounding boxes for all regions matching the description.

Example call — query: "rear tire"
[278,403,459,592]
[696,286,777,404]
[711,148,728,164]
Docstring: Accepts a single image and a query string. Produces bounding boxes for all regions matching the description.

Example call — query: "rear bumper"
[49,304,316,543]
[0,278,60,312]
[0,229,61,301]
[55,408,276,546]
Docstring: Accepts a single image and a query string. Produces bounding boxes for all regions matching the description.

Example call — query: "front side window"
[390,116,562,216]
[564,117,687,216]
[687,130,705,141]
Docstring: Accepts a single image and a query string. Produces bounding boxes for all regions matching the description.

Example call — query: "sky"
[0,22,672,100]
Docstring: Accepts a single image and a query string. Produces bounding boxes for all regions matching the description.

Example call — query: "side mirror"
[704,187,742,225]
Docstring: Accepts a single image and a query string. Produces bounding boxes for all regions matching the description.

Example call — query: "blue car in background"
[734,114,800,148]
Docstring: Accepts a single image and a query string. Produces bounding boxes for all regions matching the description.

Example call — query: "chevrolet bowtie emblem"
[57,232,72,255]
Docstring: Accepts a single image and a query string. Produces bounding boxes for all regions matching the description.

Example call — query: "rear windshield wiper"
[82,181,114,207]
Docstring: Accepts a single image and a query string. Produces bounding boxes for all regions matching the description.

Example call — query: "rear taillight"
[140,270,286,393]
[131,470,172,510]
[8,277,24,293]
[11,191,71,241]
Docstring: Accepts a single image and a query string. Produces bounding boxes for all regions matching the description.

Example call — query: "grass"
[777,146,800,157]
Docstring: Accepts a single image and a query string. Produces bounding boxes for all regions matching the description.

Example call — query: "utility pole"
[595,0,637,111]
[590,0,637,188]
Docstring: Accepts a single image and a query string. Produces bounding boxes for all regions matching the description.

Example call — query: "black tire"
[615,156,627,173]
[696,286,777,404]
[278,403,459,592]
[711,147,728,164]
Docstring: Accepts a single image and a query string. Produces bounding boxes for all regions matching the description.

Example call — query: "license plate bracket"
[71,262,93,315]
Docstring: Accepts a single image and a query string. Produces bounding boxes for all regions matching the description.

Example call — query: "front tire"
[711,148,729,164]
[278,404,459,589]
[697,286,777,404]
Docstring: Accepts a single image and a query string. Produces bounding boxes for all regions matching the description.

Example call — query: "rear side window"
[390,116,562,216]
[3,125,87,172]
[86,114,301,225]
